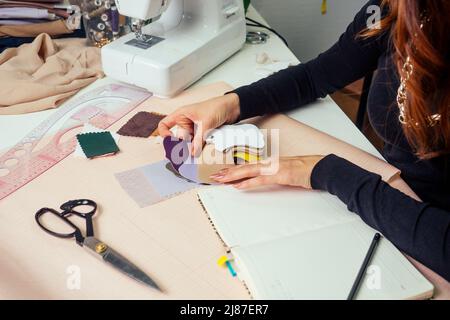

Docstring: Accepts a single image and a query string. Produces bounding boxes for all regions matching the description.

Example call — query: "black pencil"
[347,233,382,300]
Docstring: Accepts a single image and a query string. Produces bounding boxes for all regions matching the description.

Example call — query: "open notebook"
[197,185,434,300]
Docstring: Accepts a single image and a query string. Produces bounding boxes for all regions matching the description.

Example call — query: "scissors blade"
[103,247,161,291]
[84,237,161,291]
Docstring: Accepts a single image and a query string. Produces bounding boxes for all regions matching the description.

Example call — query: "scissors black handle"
[35,199,97,246]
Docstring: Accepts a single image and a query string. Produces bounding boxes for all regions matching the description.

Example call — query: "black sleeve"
[311,154,450,281]
[233,0,386,120]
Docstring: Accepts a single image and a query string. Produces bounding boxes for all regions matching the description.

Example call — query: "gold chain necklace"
[396,16,441,127]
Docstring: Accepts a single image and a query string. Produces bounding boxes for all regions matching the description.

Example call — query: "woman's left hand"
[210,156,325,190]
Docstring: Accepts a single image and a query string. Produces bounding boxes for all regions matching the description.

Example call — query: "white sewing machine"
[101,0,246,97]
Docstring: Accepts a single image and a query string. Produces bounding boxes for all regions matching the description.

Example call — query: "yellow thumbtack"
[217,256,228,267]
[217,255,237,277]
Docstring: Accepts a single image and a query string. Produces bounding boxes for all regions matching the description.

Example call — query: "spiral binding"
[196,194,253,298]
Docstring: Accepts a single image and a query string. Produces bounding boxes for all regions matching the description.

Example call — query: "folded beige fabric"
[0,33,104,114]
[0,19,72,37]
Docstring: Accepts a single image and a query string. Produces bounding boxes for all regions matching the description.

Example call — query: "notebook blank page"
[198,185,357,248]
[232,220,433,300]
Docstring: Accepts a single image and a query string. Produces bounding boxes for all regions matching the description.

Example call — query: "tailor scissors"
[35,199,160,291]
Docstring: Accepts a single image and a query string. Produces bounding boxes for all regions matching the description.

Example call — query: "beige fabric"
[0,19,72,37]
[0,33,103,115]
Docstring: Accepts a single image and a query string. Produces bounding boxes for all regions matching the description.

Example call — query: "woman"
[158,0,450,281]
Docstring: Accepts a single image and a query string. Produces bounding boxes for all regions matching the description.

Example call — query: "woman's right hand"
[158,93,241,156]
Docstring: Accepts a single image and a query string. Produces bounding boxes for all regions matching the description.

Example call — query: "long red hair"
[365,0,450,159]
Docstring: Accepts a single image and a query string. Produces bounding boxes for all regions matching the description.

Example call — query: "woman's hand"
[210,156,325,190]
[158,93,241,156]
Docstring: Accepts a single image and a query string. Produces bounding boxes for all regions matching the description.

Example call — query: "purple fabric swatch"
[163,136,190,171]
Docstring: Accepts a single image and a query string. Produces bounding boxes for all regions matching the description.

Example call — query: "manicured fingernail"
[218,168,229,175]
[210,174,224,180]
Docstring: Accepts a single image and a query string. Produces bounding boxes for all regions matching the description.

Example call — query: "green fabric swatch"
[244,0,250,13]
[76,131,119,159]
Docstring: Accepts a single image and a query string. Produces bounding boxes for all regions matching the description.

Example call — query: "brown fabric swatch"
[117,111,166,138]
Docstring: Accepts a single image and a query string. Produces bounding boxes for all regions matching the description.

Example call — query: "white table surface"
[0,6,380,160]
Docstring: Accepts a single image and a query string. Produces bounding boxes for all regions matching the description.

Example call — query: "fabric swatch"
[115,160,197,208]
[205,124,265,154]
[140,160,198,198]
[74,124,120,158]
[76,131,120,159]
[163,136,235,185]
[115,169,162,208]
[117,111,166,138]
[163,136,191,171]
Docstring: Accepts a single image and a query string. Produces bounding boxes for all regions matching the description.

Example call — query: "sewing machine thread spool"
[82,2,97,13]
[111,5,119,34]
[104,0,112,9]
[81,0,115,46]
[88,6,107,19]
